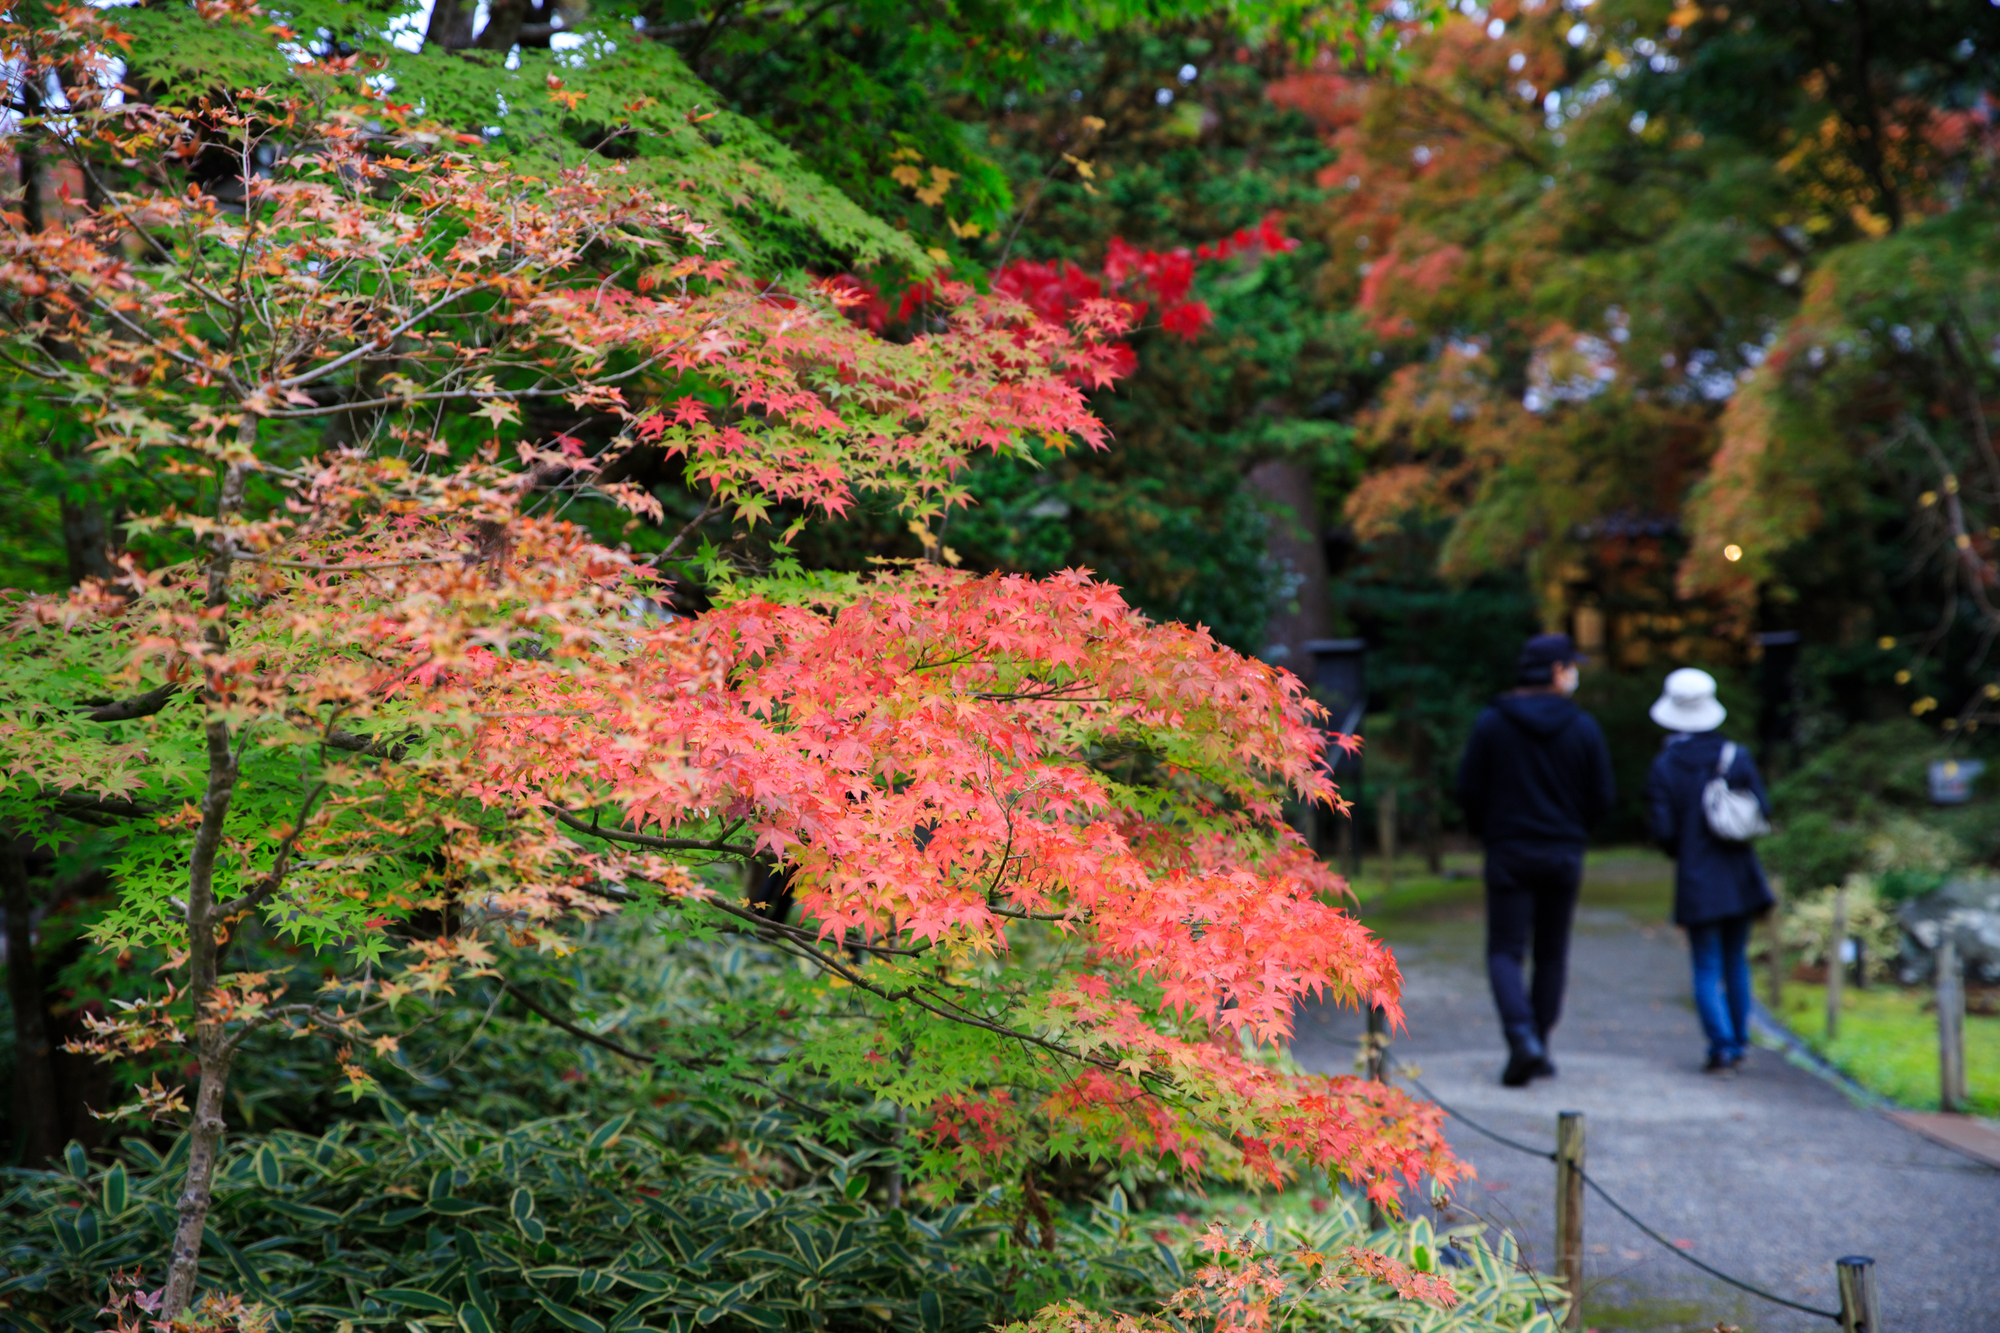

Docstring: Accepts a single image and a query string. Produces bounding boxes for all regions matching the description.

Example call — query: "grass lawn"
[1776,983,2000,1117]
[1341,845,1675,933]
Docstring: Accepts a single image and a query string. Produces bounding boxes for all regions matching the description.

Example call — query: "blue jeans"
[1687,913,1754,1062]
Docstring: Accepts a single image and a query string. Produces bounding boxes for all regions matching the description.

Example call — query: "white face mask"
[1555,663,1580,696]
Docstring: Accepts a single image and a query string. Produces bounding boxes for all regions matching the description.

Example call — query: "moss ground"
[1775,982,2000,1117]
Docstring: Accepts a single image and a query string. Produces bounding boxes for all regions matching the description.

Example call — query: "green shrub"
[1,1112,1556,1333]
[1764,720,1996,893]
[1761,809,1870,900]
[1779,878,1903,983]
[2,1107,1050,1333]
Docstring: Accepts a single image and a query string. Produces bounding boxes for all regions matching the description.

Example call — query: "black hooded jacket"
[1457,693,1616,849]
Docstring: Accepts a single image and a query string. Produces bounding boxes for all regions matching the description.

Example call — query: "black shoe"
[1532,1029,1556,1079]
[1502,1032,1548,1088]
[1703,1052,1739,1077]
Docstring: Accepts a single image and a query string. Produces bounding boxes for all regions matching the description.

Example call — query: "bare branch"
[231,551,458,573]
[274,257,542,392]
[319,725,419,761]
[211,781,330,921]
[552,806,758,857]
[501,981,648,1061]
[83,683,179,722]
[50,791,160,822]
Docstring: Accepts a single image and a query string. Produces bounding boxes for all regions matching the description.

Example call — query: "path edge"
[1746,998,1893,1111]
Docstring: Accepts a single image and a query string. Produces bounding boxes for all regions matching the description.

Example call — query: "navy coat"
[1645,731,1775,926]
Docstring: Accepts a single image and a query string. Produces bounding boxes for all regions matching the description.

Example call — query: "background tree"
[1251,0,2000,838]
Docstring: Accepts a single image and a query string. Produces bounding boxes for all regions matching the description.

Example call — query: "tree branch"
[552,806,758,857]
[50,791,159,821]
[500,979,889,1131]
[502,981,649,1060]
[211,781,329,922]
[319,725,419,762]
[83,683,179,723]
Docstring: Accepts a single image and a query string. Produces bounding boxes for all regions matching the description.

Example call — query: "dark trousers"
[1484,844,1584,1044]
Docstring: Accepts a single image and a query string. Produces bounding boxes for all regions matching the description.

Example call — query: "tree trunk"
[1244,459,1331,677]
[58,490,116,587]
[475,0,529,50]
[3,838,62,1167]
[1413,725,1442,873]
[161,450,249,1317]
[424,0,478,49]
[20,98,117,587]
[17,102,43,237]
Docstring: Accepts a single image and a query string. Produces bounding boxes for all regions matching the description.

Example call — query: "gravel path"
[1292,889,2000,1333]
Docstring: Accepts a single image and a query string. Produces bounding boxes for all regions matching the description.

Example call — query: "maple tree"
[0,12,1467,1327]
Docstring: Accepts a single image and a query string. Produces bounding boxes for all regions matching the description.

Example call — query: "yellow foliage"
[914,166,958,207]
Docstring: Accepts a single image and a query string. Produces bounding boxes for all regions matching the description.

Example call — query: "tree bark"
[1245,459,1331,676]
[424,0,478,49]
[58,491,116,587]
[160,444,250,1317]
[475,0,530,51]
[3,838,62,1167]
[17,98,43,237]
[19,88,117,587]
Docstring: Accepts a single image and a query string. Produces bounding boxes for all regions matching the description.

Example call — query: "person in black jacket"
[1644,667,1774,1074]
[1457,633,1617,1087]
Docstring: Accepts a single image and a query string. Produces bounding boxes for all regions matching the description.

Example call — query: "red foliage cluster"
[987,260,1138,380]
[833,217,1296,370]
[1004,214,1297,349]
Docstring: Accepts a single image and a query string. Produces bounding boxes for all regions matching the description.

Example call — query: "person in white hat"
[1644,667,1775,1074]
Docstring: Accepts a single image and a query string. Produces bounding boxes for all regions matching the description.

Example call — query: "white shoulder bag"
[1701,741,1770,842]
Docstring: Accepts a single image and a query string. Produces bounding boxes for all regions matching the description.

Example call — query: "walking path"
[1291,863,2000,1333]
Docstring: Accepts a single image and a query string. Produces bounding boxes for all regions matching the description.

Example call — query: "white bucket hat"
[1650,667,1727,733]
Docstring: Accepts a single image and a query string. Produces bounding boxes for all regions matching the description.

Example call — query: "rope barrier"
[1573,1167,1841,1321]
[1385,1055,1844,1324]
[1391,1058,1557,1163]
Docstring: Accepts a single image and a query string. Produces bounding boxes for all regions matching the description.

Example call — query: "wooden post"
[1765,876,1785,1011]
[1347,754,1363,886]
[1826,887,1847,1042]
[1836,1255,1882,1333]
[1366,1005,1389,1230]
[1365,1004,1388,1082]
[1378,786,1398,891]
[1938,936,1966,1114]
[1554,1111,1585,1331]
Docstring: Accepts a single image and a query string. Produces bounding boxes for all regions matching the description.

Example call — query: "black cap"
[1517,632,1583,684]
